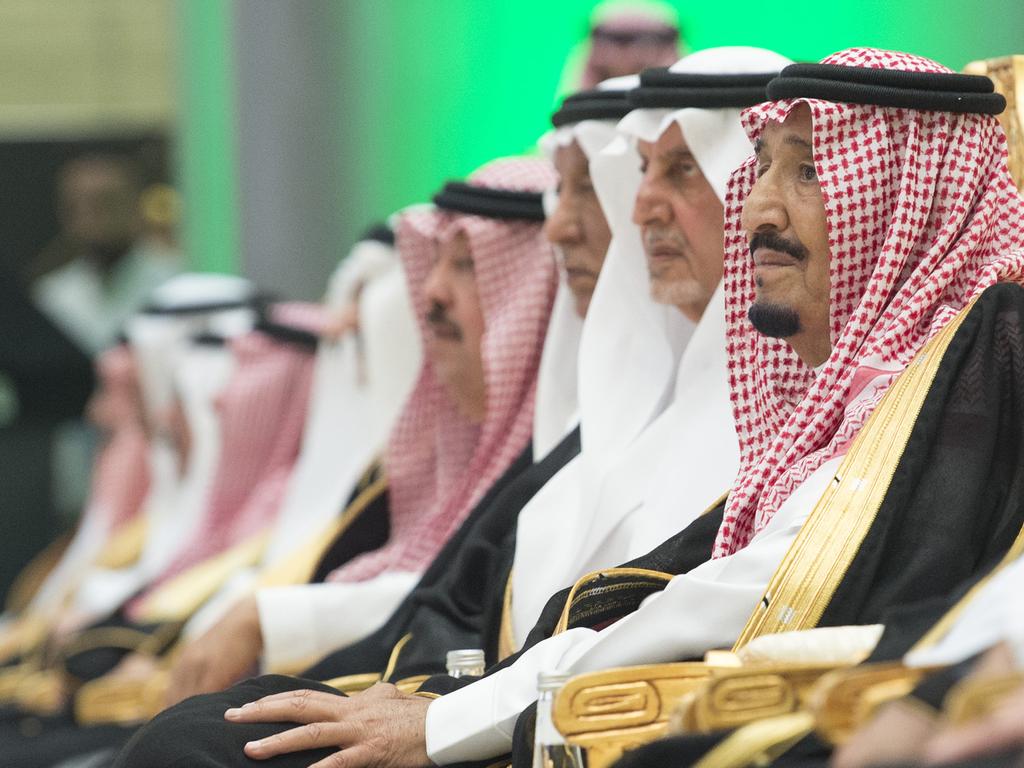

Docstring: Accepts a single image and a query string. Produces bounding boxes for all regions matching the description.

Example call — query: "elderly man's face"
[422,232,487,422]
[545,140,612,318]
[633,122,725,323]
[742,104,832,368]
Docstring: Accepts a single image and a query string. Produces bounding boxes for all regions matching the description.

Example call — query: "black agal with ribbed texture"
[140,294,264,316]
[432,182,545,222]
[767,63,1006,114]
[254,318,319,352]
[551,88,633,127]
[628,68,778,109]
[358,222,395,246]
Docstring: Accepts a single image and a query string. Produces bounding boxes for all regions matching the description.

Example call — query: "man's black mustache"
[426,303,462,339]
[749,231,809,262]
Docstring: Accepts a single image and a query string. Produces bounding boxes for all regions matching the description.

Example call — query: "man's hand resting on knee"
[225,682,434,767]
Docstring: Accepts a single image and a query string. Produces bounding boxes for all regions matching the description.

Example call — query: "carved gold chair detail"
[943,669,1024,726]
[552,621,883,768]
[552,662,719,768]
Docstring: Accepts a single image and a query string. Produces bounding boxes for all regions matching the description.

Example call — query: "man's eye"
[755,162,770,179]
[666,160,698,181]
[638,160,649,174]
[799,163,818,182]
[454,258,474,272]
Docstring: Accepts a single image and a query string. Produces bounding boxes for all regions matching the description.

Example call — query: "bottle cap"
[446,649,485,670]
[537,670,571,692]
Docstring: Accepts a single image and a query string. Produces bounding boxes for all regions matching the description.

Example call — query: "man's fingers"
[241,687,342,706]
[226,689,345,724]
[243,721,353,759]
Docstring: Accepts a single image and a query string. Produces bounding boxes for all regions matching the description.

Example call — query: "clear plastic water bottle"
[532,670,584,768]
[445,649,486,678]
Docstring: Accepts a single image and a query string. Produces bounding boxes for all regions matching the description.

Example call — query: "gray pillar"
[232,0,346,300]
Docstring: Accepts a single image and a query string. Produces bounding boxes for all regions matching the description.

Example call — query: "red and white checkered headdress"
[145,303,324,584]
[715,48,1024,556]
[85,345,150,530]
[329,157,558,581]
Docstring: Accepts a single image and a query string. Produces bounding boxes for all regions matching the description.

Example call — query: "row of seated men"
[0,44,1022,768]
[0,14,682,764]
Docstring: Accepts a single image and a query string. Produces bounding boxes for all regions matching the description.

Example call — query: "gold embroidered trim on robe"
[256,471,389,588]
[497,570,516,661]
[382,632,414,681]
[733,300,973,648]
[131,532,269,624]
[554,568,675,636]
[324,632,415,692]
[692,711,816,768]
[94,515,149,569]
[4,532,73,614]
[324,672,382,694]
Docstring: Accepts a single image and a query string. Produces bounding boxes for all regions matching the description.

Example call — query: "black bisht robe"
[110,493,727,768]
[611,281,1024,768]
[9,428,577,767]
[304,424,582,682]
[115,284,1024,768]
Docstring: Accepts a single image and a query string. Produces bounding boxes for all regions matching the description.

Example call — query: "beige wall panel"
[0,0,175,136]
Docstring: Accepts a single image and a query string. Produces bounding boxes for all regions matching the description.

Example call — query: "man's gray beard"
[649,276,705,313]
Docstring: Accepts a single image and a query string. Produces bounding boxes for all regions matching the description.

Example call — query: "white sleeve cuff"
[258,572,420,672]
[425,457,839,765]
[258,584,322,672]
[425,628,596,764]
[425,679,511,765]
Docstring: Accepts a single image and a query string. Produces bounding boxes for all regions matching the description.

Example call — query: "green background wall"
[331,0,1024,258]
[181,0,1024,280]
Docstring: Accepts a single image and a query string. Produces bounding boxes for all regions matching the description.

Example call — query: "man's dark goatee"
[748,301,802,338]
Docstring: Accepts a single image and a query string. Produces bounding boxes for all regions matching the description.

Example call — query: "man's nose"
[544,196,582,247]
[632,176,671,227]
[741,173,788,235]
[422,260,453,307]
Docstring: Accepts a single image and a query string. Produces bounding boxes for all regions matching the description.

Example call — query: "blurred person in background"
[0,263,95,608]
[561,0,682,92]
[31,153,182,356]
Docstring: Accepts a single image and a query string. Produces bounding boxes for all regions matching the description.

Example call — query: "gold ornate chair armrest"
[0,660,42,703]
[807,662,936,745]
[552,662,715,768]
[944,670,1024,726]
[672,662,843,734]
[75,668,171,725]
[13,667,70,716]
[0,615,49,666]
[53,628,179,721]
